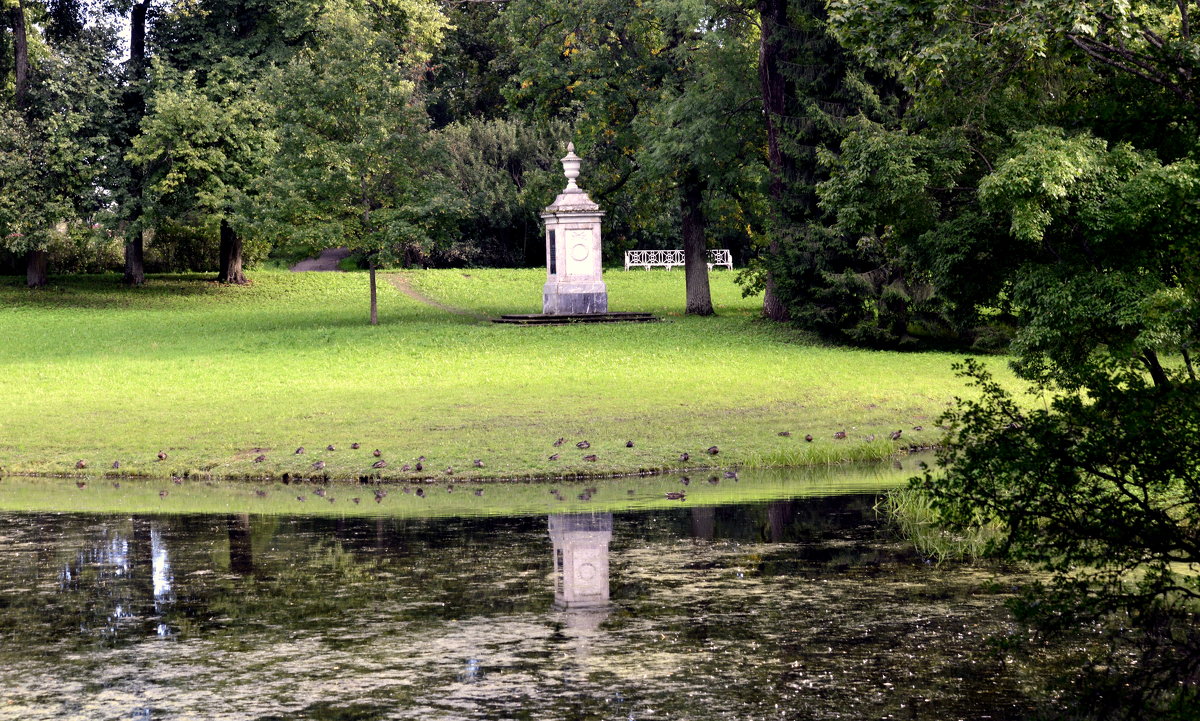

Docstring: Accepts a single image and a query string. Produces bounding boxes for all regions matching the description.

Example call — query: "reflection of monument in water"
[548,513,613,636]
[549,513,612,608]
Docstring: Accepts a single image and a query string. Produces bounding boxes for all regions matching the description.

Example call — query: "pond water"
[0,465,1060,720]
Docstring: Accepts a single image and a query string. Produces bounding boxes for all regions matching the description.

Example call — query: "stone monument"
[542,143,607,315]
[548,512,612,609]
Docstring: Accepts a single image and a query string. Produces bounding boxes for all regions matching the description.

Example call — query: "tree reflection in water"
[0,496,1066,720]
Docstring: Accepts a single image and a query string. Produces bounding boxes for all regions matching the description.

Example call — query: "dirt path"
[388,273,488,320]
[290,247,351,271]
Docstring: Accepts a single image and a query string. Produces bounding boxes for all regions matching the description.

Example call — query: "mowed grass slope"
[0,268,1015,481]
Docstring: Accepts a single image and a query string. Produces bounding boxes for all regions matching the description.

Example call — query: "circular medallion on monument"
[577,562,597,581]
[571,243,589,262]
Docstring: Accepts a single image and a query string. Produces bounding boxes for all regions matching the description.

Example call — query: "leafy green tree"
[924,361,1200,717]
[424,1,515,128]
[433,117,572,267]
[1,2,117,287]
[252,0,447,324]
[755,0,854,322]
[129,60,275,284]
[129,0,323,282]
[112,0,153,285]
[505,0,764,315]
[825,0,1200,712]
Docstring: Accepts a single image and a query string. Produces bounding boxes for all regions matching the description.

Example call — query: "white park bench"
[624,249,733,271]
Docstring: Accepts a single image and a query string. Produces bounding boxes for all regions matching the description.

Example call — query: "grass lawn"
[0,268,1019,482]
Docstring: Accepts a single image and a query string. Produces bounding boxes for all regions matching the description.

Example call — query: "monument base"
[543,281,608,315]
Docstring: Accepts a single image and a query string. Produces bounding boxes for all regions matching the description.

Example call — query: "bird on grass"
[112,481,121,489]
[254,455,267,463]
[553,437,565,447]
[417,455,426,462]
[778,431,791,437]
[865,434,875,443]
[295,447,305,455]
[401,464,412,472]
[159,490,169,499]
[833,431,847,440]
[372,460,387,469]
[679,452,690,462]
[680,477,690,485]
[447,485,454,492]
[473,488,483,496]
[805,434,813,442]
[445,467,454,475]
[326,444,336,452]
[665,492,685,500]
[112,461,121,469]
[625,440,635,448]
[254,490,268,498]
[577,440,590,449]
[374,489,387,501]
[296,495,305,502]
[414,488,425,498]
[889,429,903,441]
[351,443,361,450]
[172,476,183,485]
[373,449,382,457]
[313,487,327,497]
[723,470,738,479]
[75,460,87,469]
[583,454,598,462]
[912,426,923,432]
[548,453,560,461]
[473,459,484,468]
[414,462,423,472]
[708,476,720,484]
[157,451,168,461]
[352,497,361,504]
[312,461,326,471]
[707,446,719,455]
[75,481,87,489]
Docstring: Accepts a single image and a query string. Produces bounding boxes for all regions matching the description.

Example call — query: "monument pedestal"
[543,281,607,315]
[542,143,607,315]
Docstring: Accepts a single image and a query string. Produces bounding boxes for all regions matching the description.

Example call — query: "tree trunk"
[26,249,47,288]
[681,168,713,316]
[227,514,253,576]
[121,0,149,288]
[217,219,246,284]
[758,0,789,321]
[124,232,145,286]
[130,1,148,94]
[369,262,378,325]
[1143,349,1171,389]
[10,0,29,111]
[129,516,154,618]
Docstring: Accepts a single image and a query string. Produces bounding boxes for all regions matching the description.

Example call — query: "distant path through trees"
[290,247,351,271]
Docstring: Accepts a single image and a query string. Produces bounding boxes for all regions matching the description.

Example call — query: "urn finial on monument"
[561,142,582,192]
[542,141,607,314]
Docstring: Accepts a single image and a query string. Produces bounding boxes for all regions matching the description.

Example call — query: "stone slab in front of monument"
[541,142,608,315]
